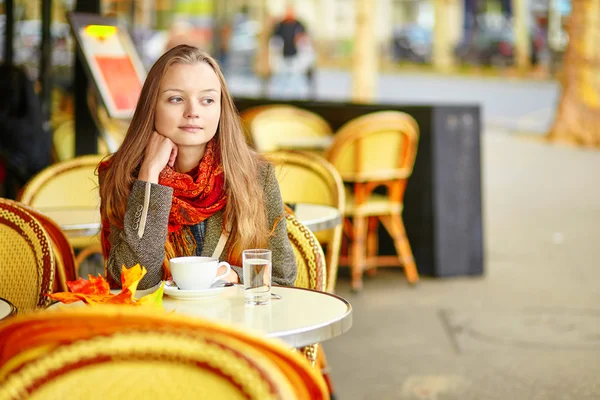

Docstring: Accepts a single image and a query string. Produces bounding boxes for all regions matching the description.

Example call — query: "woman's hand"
[139,131,178,184]
[219,266,240,284]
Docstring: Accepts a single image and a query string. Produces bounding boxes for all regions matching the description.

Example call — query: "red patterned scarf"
[100,139,227,278]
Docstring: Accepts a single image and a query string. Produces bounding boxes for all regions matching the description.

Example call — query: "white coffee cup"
[169,256,231,290]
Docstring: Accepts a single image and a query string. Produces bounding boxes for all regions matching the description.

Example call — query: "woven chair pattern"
[270,151,344,293]
[0,306,329,399]
[0,332,289,400]
[2,200,76,293]
[0,200,54,312]
[249,106,333,153]
[289,214,326,292]
[287,213,326,369]
[325,111,420,291]
[18,155,104,271]
[239,105,297,147]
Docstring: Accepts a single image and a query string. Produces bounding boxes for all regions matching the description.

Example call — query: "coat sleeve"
[105,180,173,289]
[262,163,297,286]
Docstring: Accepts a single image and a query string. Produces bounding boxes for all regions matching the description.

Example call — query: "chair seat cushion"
[344,189,403,217]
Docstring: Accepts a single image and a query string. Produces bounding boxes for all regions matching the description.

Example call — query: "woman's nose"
[185,103,200,119]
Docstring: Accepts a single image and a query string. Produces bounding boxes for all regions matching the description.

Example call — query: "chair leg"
[380,214,419,284]
[317,348,336,398]
[365,216,379,277]
[74,244,103,277]
[351,215,368,291]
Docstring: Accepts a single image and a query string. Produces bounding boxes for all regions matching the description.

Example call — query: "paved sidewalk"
[324,131,600,399]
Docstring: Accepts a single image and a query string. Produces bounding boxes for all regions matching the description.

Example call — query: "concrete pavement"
[323,130,600,399]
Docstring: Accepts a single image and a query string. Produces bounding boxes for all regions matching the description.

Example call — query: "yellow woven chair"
[270,151,344,293]
[249,106,333,153]
[326,111,420,291]
[239,105,296,147]
[287,213,336,397]
[0,199,54,313]
[18,155,105,273]
[2,200,76,293]
[51,120,115,163]
[0,306,329,400]
[289,213,326,294]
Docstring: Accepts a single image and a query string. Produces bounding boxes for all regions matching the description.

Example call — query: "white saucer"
[0,298,14,320]
[163,285,225,301]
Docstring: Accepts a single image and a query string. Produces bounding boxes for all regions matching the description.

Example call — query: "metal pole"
[40,0,53,123]
[4,0,14,65]
[74,0,101,155]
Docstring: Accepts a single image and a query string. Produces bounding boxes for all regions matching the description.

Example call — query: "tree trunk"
[433,0,454,71]
[351,0,377,103]
[254,0,271,95]
[513,0,531,71]
[549,0,600,146]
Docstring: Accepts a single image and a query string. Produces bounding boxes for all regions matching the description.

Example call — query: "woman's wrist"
[138,165,160,184]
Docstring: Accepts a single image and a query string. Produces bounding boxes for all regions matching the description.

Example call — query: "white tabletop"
[38,207,101,237]
[49,285,352,348]
[39,204,341,235]
[0,298,16,320]
[292,203,342,232]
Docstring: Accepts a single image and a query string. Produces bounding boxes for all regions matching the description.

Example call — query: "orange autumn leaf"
[48,264,162,308]
[66,274,110,295]
[48,292,114,305]
[104,291,137,305]
[120,264,147,293]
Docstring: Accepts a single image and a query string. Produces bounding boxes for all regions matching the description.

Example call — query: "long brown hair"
[100,45,269,265]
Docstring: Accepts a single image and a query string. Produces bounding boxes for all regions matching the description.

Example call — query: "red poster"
[94,56,142,112]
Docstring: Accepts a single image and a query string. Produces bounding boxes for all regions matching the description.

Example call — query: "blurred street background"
[2,0,600,399]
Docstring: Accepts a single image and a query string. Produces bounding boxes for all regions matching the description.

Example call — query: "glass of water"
[242,249,272,305]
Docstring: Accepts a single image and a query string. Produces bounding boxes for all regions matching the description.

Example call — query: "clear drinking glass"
[242,249,272,305]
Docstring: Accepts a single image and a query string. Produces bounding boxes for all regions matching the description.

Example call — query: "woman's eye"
[201,98,215,105]
[168,96,183,103]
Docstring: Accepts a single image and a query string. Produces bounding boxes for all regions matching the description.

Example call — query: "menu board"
[68,13,146,119]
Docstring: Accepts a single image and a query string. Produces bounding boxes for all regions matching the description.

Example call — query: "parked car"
[390,24,432,64]
[454,25,544,67]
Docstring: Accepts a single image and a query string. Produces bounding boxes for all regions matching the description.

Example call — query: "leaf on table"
[137,281,165,307]
[121,264,147,294]
[104,290,137,305]
[48,292,113,305]
[66,274,110,295]
[47,264,162,308]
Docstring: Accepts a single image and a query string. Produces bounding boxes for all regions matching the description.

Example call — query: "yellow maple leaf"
[137,281,165,307]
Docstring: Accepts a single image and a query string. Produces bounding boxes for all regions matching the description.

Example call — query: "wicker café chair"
[18,154,104,273]
[0,199,54,313]
[287,213,336,396]
[0,306,329,399]
[239,105,296,147]
[249,106,333,153]
[271,151,344,293]
[288,213,326,296]
[326,111,420,291]
[4,200,76,293]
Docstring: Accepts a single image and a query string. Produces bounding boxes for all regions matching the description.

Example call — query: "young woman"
[99,45,296,289]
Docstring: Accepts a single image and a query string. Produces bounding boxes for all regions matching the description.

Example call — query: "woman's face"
[155,62,222,148]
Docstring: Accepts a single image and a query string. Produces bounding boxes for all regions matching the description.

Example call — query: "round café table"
[37,207,100,238]
[288,203,342,233]
[0,297,17,321]
[40,203,342,236]
[49,285,352,348]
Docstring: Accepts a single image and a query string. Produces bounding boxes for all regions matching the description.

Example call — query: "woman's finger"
[168,145,178,168]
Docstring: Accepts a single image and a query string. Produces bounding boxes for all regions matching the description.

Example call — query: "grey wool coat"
[105,163,297,289]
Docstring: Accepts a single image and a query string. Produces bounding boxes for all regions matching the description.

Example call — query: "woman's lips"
[179,126,202,132]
